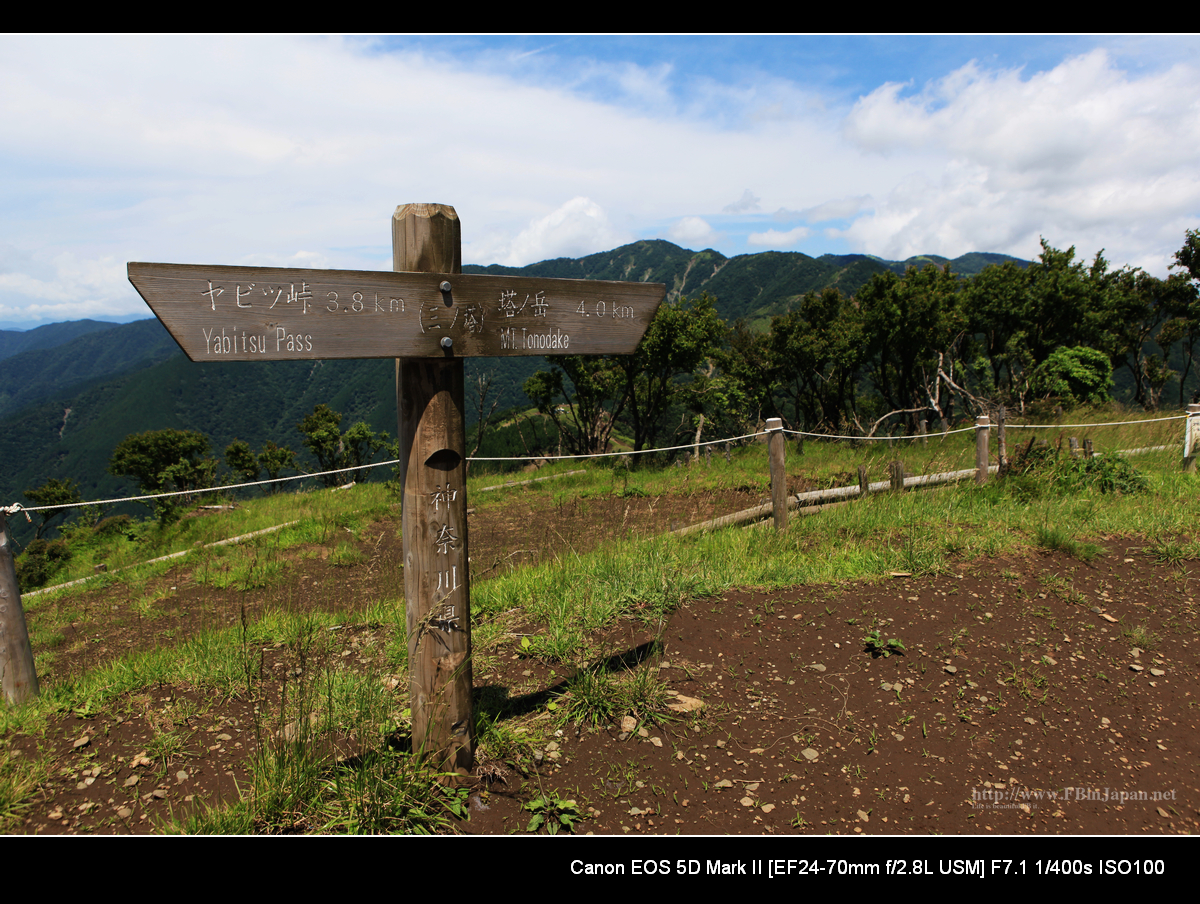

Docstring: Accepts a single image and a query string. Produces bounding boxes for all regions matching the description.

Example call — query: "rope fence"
[1004,414,1185,429]
[7,410,1197,518]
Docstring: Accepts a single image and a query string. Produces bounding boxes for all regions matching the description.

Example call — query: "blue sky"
[1,34,1198,326]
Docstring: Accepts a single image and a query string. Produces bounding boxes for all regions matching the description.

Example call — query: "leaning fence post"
[975,414,991,485]
[1184,404,1200,472]
[0,510,39,705]
[766,418,787,531]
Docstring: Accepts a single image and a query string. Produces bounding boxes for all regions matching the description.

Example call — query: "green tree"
[965,260,1032,396]
[224,439,260,484]
[856,263,966,433]
[1174,228,1200,281]
[524,358,627,456]
[297,404,393,486]
[258,441,300,485]
[225,438,300,493]
[1028,346,1113,406]
[768,288,863,432]
[23,477,83,540]
[617,292,729,452]
[1093,267,1196,410]
[1019,240,1098,365]
[524,293,729,456]
[342,420,393,482]
[297,404,346,485]
[966,240,1117,407]
[697,318,771,442]
[1168,229,1200,403]
[109,429,217,522]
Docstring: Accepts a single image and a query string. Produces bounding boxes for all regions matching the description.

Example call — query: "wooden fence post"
[858,465,869,497]
[1184,403,1200,473]
[997,405,1008,474]
[975,414,990,485]
[918,419,927,446]
[1068,437,1080,458]
[394,203,473,772]
[889,460,906,492]
[766,418,787,531]
[0,512,39,705]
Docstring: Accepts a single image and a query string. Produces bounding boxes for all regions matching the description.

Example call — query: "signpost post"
[129,202,665,770]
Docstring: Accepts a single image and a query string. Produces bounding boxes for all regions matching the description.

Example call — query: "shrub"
[1055,453,1148,495]
[94,514,136,539]
[1006,440,1147,496]
[15,538,72,589]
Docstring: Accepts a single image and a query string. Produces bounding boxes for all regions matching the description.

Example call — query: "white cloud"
[472,197,632,267]
[0,251,143,324]
[839,50,1200,266]
[238,250,332,269]
[777,196,874,223]
[667,216,720,247]
[722,190,762,214]
[748,226,811,247]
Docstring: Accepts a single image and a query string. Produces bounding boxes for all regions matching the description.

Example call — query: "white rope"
[1005,415,1186,428]
[782,425,976,440]
[468,430,765,461]
[14,459,401,513]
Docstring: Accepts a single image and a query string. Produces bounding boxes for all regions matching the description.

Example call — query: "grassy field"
[2,407,1196,833]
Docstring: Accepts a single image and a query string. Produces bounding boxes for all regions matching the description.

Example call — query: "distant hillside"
[0,319,121,362]
[0,319,179,419]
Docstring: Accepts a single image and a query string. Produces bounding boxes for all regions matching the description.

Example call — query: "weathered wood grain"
[975,415,990,485]
[0,513,39,704]
[395,204,473,772]
[128,261,664,361]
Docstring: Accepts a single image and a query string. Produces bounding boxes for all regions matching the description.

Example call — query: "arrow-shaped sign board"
[128,262,665,360]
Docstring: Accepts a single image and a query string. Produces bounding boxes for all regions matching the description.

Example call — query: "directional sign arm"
[128,262,665,361]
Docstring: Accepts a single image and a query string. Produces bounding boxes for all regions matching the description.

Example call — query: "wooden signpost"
[129,203,665,770]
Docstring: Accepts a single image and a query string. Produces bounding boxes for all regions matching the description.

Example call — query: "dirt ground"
[9,484,1200,837]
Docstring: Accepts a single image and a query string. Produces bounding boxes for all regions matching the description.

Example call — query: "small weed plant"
[523,793,583,835]
[863,628,906,658]
[554,655,671,730]
[1124,623,1161,650]
[1034,525,1106,562]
